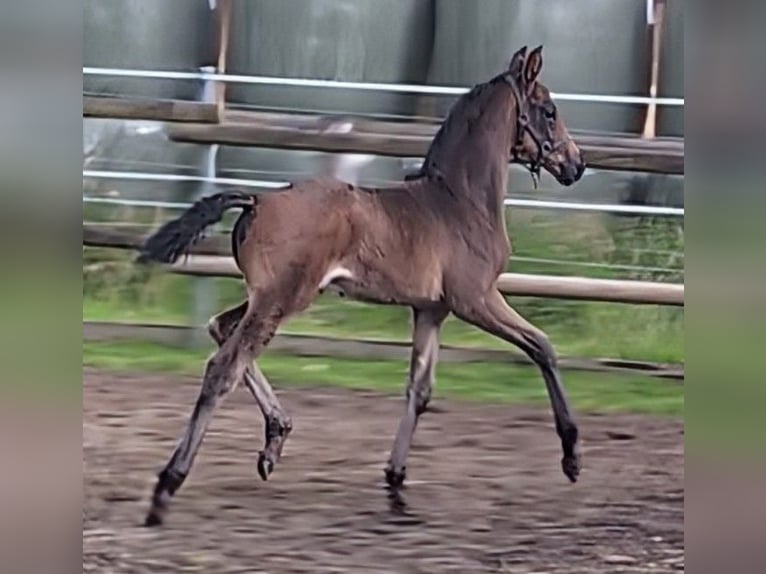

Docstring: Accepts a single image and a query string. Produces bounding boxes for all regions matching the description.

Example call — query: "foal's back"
[238,177,456,307]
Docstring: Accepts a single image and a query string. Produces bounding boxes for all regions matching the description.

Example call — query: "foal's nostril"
[559,162,581,186]
[575,161,586,180]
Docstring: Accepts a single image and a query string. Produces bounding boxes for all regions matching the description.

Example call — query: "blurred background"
[80,2,686,572]
[83,0,684,372]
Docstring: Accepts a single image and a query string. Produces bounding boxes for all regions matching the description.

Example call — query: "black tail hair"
[136,190,255,264]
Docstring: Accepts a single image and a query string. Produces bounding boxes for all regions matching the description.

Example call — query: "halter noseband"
[503,73,566,188]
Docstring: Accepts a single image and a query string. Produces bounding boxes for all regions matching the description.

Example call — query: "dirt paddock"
[84,367,684,573]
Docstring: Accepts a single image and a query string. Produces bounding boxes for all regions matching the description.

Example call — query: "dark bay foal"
[137,45,586,526]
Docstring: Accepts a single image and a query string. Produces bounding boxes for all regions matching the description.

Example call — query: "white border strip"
[82,170,684,216]
[82,67,685,107]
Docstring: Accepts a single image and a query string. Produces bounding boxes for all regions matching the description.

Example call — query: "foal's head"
[505,45,585,186]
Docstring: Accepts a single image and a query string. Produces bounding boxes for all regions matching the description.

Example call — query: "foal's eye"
[544,107,556,120]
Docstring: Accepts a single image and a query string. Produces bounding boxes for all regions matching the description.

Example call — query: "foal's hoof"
[144,510,164,527]
[384,464,406,490]
[562,452,581,483]
[257,451,274,481]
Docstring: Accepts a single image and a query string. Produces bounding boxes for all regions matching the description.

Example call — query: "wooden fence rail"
[83,225,684,306]
[223,110,685,151]
[82,96,684,175]
[83,96,219,123]
[167,123,683,175]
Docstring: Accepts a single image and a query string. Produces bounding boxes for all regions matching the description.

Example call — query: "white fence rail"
[83,170,685,217]
[83,67,685,107]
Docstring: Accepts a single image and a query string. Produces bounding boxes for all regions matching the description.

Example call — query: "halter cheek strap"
[503,73,566,188]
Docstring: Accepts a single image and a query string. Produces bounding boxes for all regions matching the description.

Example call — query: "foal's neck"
[422,79,515,224]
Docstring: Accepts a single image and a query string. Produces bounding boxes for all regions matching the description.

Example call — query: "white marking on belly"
[318,266,354,290]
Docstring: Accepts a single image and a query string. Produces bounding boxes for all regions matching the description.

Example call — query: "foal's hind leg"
[245,362,292,480]
[144,324,254,526]
[451,290,581,482]
[144,298,288,526]
[208,300,293,480]
[385,306,449,489]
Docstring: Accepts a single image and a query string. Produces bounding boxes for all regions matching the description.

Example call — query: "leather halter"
[503,73,567,187]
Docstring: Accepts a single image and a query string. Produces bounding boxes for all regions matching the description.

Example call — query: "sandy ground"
[84,367,684,573]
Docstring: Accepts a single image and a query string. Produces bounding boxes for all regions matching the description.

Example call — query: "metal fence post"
[186,64,219,348]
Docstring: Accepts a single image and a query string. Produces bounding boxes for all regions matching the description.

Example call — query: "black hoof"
[144,510,163,527]
[387,487,408,515]
[384,465,406,490]
[257,451,274,481]
[562,453,581,483]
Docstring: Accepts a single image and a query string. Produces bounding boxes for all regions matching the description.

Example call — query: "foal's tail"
[136,190,256,264]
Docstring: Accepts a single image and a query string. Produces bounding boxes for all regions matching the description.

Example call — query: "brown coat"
[138,45,586,527]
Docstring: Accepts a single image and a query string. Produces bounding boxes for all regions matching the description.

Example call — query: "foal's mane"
[418,72,513,179]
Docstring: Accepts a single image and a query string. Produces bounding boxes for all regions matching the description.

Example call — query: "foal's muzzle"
[558,159,586,186]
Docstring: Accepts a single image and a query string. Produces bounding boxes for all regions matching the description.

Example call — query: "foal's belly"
[319,264,444,308]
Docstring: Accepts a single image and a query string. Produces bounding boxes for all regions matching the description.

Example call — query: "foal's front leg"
[452,290,581,482]
[208,301,292,481]
[385,306,449,489]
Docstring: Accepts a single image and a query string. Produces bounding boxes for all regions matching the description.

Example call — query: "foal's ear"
[524,45,544,88]
[508,45,527,80]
